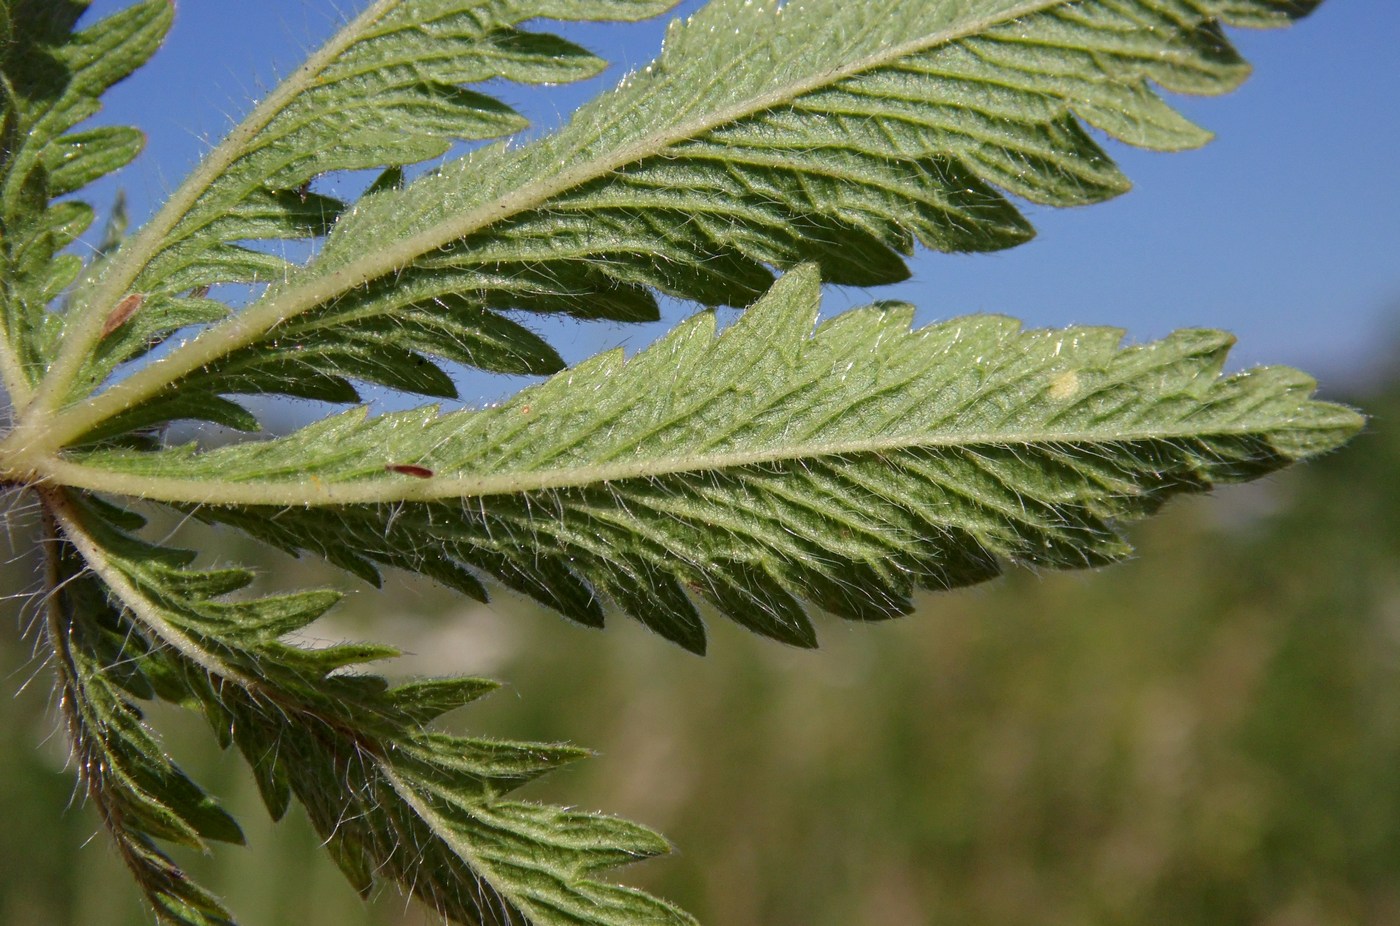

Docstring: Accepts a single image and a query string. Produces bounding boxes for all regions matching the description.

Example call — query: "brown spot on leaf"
[100,293,145,338]
[386,464,434,479]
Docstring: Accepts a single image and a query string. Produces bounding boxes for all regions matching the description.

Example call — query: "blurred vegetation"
[4,361,1398,926]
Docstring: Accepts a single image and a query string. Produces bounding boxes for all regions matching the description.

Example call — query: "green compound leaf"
[48,491,693,926]
[36,0,1322,443]
[0,0,171,395]
[49,0,679,415]
[61,266,1363,653]
[45,523,241,926]
[121,0,680,301]
[311,0,1321,311]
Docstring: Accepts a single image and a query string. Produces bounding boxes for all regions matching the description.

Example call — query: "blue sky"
[81,0,1400,397]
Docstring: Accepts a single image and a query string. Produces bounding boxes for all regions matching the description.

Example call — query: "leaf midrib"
[20,0,1065,456]
[37,416,1317,507]
[377,762,533,925]
[46,489,255,686]
[24,0,406,426]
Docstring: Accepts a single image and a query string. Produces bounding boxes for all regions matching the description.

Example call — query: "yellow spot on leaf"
[1049,370,1079,401]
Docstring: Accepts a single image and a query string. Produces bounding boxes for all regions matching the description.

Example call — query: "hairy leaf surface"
[122,0,676,297]
[317,0,1322,308]
[35,0,1322,444]
[59,267,1362,652]
[45,512,242,926]
[0,0,170,399]
[45,0,679,416]
[47,491,693,926]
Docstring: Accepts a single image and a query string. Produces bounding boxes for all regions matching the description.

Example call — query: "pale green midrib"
[17,0,1065,457]
[51,487,495,910]
[45,488,256,689]
[40,507,152,892]
[377,762,533,922]
[20,0,405,427]
[36,417,1324,507]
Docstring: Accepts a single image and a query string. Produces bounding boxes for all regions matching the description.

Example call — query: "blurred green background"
[4,366,1399,924]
